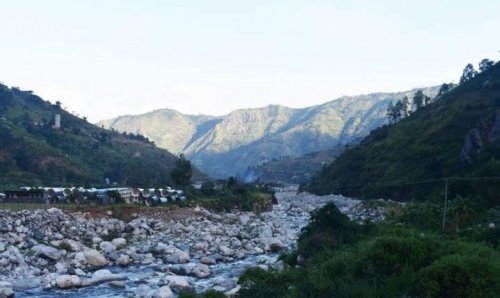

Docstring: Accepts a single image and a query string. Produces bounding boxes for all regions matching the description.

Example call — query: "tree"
[459,63,477,84]
[170,153,192,188]
[413,90,425,110]
[424,95,432,105]
[402,96,411,117]
[478,58,494,72]
[386,102,396,123]
[393,100,404,121]
[437,83,451,97]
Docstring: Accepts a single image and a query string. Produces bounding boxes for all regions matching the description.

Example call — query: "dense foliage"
[239,202,500,298]
[305,61,500,203]
[187,178,276,213]
[0,84,204,188]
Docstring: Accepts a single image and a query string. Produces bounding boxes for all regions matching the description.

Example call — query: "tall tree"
[437,83,451,98]
[402,96,411,117]
[394,100,404,121]
[459,63,477,84]
[424,95,432,105]
[170,153,192,188]
[413,90,425,110]
[386,102,396,123]
[478,58,494,72]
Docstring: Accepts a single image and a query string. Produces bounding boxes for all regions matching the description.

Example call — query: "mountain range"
[99,87,439,179]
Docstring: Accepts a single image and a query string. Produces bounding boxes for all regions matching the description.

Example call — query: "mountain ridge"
[99,87,440,178]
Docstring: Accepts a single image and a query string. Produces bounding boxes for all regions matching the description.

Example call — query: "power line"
[323,176,500,192]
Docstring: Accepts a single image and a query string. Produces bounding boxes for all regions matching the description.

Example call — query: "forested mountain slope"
[306,62,500,204]
[0,84,202,188]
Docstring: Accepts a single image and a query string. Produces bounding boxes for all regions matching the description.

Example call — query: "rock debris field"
[0,189,386,297]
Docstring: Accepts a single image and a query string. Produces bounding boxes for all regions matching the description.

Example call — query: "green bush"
[298,202,363,256]
[413,254,500,297]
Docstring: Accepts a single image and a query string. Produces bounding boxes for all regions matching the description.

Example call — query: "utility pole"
[441,178,448,231]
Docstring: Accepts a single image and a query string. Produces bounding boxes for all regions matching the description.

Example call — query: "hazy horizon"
[1,0,499,122]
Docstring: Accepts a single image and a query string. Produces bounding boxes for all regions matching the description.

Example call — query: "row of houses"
[0,186,186,206]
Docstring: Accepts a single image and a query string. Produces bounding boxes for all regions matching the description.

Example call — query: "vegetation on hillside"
[305,60,500,203]
[0,83,204,188]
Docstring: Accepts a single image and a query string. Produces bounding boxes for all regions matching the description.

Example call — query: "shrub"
[413,254,500,297]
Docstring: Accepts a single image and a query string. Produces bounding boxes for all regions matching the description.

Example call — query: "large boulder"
[175,248,190,263]
[160,275,190,289]
[154,286,174,298]
[0,287,14,298]
[34,244,62,261]
[83,249,108,267]
[134,284,154,297]
[99,241,117,253]
[55,275,81,289]
[81,269,127,287]
[111,238,127,249]
[116,254,130,266]
[218,245,234,256]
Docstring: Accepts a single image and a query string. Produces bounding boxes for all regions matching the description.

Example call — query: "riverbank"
[0,189,386,297]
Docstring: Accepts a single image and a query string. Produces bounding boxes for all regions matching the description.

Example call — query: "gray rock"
[112,238,127,249]
[56,275,81,289]
[116,254,131,266]
[192,263,211,278]
[99,241,117,253]
[218,245,234,256]
[34,244,62,261]
[81,269,127,287]
[0,286,14,298]
[200,256,216,265]
[12,278,40,291]
[109,281,126,288]
[83,249,108,267]
[154,286,174,298]
[224,285,241,296]
[161,275,190,289]
[134,284,153,297]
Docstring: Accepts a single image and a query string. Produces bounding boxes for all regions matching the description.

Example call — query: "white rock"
[99,241,117,252]
[224,285,241,296]
[112,238,127,249]
[154,286,174,298]
[218,245,234,256]
[56,275,81,289]
[162,275,190,288]
[173,248,190,263]
[81,269,127,287]
[135,284,154,297]
[83,249,107,267]
[0,286,14,298]
[116,254,130,266]
[55,262,67,273]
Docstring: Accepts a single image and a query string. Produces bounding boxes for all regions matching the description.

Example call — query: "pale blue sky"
[0,0,498,122]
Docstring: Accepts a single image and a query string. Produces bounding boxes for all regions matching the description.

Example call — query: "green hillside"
[0,84,201,188]
[306,62,500,204]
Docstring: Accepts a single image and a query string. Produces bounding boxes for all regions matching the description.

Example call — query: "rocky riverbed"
[0,189,387,297]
